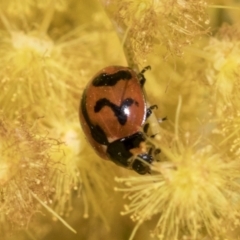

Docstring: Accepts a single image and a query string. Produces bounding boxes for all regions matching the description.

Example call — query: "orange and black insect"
[79,66,160,174]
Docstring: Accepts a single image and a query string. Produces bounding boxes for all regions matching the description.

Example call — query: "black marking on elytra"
[94,97,137,125]
[80,90,109,145]
[135,101,139,107]
[92,70,132,87]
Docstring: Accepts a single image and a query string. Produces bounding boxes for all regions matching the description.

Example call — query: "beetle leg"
[150,133,158,138]
[143,122,160,137]
[148,142,161,157]
[158,116,167,122]
[148,147,153,155]
[139,77,146,87]
[138,66,151,87]
[146,104,158,118]
[154,148,161,155]
[143,123,158,137]
[132,153,153,175]
[143,123,150,133]
[140,65,151,75]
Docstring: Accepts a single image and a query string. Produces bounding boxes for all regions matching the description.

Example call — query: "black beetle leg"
[143,123,158,137]
[146,105,158,118]
[138,66,151,87]
[143,123,150,134]
[150,133,158,138]
[140,65,151,75]
[139,77,146,87]
[158,116,167,122]
[154,148,161,155]
[148,135,161,155]
[148,147,153,155]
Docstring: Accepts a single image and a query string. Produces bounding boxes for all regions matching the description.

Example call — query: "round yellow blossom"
[3,1,240,240]
[0,115,62,233]
[202,24,240,105]
[116,133,240,240]
[101,0,209,65]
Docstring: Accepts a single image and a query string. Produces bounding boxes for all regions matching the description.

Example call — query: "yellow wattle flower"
[101,0,209,64]
[1,0,240,240]
[0,116,60,231]
[204,24,240,104]
[116,131,240,240]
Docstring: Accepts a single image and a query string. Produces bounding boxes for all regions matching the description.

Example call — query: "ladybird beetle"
[79,66,160,174]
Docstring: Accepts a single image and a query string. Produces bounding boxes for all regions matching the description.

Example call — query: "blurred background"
[1,0,240,240]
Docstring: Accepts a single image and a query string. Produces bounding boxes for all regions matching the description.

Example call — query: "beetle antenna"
[158,116,167,123]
